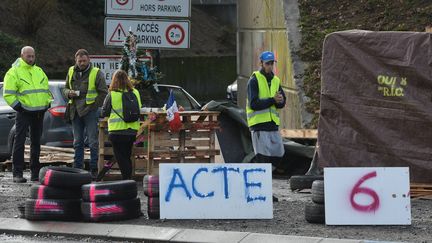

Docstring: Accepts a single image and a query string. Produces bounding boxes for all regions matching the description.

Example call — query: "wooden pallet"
[280,129,318,139]
[410,183,432,199]
[98,111,220,177]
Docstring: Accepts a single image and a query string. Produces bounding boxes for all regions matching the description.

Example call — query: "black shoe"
[13,176,27,183]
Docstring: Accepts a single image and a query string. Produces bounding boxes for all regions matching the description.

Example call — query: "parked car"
[0,81,74,162]
[226,80,237,104]
[140,83,201,110]
[0,82,201,161]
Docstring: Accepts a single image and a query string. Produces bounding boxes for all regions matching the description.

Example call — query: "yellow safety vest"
[108,88,142,132]
[68,66,99,104]
[246,71,281,127]
[3,58,52,111]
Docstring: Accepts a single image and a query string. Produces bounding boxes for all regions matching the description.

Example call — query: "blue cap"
[260,51,276,62]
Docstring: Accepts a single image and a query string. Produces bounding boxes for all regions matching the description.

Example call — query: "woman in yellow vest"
[101,70,142,179]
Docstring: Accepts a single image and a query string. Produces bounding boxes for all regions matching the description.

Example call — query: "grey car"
[0,82,201,161]
[0,81,74,161]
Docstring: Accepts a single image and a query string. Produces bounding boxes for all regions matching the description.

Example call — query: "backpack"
[113,91,140,122]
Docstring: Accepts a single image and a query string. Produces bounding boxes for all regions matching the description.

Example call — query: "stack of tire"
[25,166,92,221]
[81,180,142,222]
[304,180,325,224]
[143,175,160,219]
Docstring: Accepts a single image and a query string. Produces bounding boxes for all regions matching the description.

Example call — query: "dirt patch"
[0,171,431,242]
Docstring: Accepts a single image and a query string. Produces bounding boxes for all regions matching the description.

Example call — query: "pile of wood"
[410,183,432,199]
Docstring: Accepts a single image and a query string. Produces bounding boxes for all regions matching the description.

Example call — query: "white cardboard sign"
[90,55,151,85]
[104,17,190,49]
[159,163,273,219]
[324,167,411,225]
[105,0,191,18]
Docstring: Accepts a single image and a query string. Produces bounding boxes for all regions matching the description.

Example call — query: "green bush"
[0,32,23,82]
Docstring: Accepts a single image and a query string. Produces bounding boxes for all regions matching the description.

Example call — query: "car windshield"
[139,85,195,110]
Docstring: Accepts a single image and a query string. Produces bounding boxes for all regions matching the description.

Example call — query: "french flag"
[166,89,182,132]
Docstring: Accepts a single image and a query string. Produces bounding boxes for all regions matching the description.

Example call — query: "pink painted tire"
[81,180,137,202]
[143,175,159,197]
[25,199,81,221]
[147,196,160,219]
[81,198,142,222]
[30,184,82,200]
[39,166,92,189]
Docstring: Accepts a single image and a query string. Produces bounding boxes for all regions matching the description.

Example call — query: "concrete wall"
[237,0,302,129]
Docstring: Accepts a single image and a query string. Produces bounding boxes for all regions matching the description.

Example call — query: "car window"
[139,86,193,110]
[0,86,7,106]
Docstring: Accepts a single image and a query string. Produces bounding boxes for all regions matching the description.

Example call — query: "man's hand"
[68,90,78,98]
[273,91,284,104]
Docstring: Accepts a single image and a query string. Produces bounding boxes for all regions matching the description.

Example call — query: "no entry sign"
[104,17,190,49]
[105,0,191,18]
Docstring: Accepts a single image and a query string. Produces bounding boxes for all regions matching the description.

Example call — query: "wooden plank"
[280,129,318,139]
[185,139,210,147]
[150,149,220,158]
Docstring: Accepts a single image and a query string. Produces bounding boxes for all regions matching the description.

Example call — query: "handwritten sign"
[324,167,411,225]
[159,163,273,219]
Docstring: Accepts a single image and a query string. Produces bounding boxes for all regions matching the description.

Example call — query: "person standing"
[246,51,286,170]
[63,49,108,178]
[3,46,52,183]
[101,70,141,180]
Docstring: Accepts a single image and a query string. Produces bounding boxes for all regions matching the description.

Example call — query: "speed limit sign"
[111,0,132,10]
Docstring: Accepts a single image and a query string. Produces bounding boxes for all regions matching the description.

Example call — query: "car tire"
[81,198,142,222]
[311,180,325,204]
[25,199,82,221]
[39,166,92,189]
[305,202,325,224]
[143,175,159,197]
[147,197,160,219]
[289,175,324,191]
[30,184,82,200]
[82,180,137,202]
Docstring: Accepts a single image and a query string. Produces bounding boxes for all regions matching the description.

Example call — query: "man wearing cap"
[246,51,286,173]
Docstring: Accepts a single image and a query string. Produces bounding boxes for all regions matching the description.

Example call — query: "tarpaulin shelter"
[318,30,432,183]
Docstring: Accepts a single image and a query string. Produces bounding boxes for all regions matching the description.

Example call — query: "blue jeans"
[71,111,99,170]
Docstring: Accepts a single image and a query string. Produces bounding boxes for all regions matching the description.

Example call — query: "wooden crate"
[98,111,220,177]
[410,183,432,199]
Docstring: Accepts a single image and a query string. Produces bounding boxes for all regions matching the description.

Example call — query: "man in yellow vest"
[246,51,286,174]
[63,49,108,178]
[3,46,52,183]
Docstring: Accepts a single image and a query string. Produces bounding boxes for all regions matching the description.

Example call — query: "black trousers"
[252,153,283,169]
[109,134,135,180]
[12,111,44,177]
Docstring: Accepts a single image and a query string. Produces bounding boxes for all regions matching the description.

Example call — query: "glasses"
[264,61,275,65]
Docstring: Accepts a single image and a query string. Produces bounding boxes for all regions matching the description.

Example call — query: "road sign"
[104,18,190,49]
[105,0,191,18]
[90,55,152,84]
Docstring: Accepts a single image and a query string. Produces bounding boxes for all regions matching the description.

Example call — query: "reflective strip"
[10,100,19,108]
[22,104,50,111]
[247,108,270,119]
[87,90,97,94]
[270,109,280,118]
[113,109,123,114]
[4,90,17,95]
[109,118,123,123]
[19,89,50,95]
[86,97,96,101]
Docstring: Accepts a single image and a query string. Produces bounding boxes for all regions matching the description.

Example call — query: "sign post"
[106,0,191,18]
[104,17,190,49]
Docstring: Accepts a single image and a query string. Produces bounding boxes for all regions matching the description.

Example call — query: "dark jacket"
[63,64,108,120]
[247,69,286,131]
